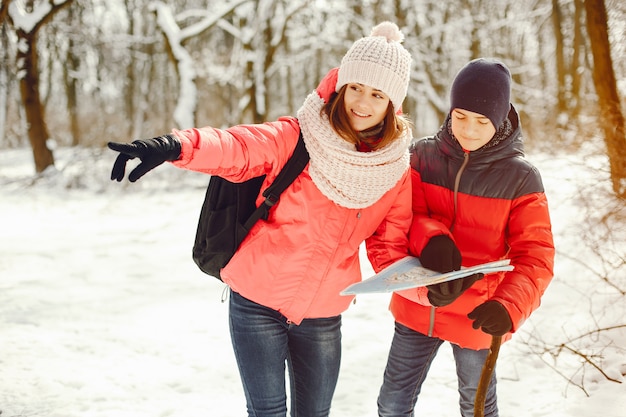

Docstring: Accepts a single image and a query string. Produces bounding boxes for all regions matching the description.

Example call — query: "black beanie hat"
[450,58,511,129]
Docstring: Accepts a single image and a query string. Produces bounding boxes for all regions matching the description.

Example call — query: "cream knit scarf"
[296,91,411,209]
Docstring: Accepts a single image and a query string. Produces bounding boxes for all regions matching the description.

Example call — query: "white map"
[341,257,514,295]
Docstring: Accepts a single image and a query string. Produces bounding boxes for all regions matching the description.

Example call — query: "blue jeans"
[229,291,342,417]
[378,322,498,417]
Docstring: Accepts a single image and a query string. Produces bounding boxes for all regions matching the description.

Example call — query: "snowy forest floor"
[1,145,625,417]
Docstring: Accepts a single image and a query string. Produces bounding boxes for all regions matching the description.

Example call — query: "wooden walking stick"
[473,335,503,417]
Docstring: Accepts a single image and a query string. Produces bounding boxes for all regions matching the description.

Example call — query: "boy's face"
[450,108,496,151]
[343,83,390,132]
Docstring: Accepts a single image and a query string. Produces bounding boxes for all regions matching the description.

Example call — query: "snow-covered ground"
[1,146,624,416]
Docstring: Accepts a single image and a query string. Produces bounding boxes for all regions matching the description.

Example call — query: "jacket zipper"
[428,150,470,337]
[451,151,470,232]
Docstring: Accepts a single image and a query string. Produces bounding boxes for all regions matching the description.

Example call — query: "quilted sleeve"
[492,189,555,332]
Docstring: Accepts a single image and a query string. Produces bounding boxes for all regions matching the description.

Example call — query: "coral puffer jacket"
[171,104,411,325]
[390,106,554,350]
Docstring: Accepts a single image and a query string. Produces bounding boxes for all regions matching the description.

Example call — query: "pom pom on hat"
[336,22,412,111]
[450,58,512,129]
[371,21,405,42]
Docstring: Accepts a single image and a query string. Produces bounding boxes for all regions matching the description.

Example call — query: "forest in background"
[0,0,624,178]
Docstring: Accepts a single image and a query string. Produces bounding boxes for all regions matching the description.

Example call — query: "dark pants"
[378,322,498,417]
[229,291,342,417]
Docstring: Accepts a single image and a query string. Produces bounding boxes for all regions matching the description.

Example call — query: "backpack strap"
[243,131,309,231]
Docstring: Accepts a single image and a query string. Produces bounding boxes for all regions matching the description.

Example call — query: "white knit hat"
[336,22,412,111]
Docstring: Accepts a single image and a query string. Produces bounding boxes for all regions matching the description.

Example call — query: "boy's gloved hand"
[420,235,483,307]
[427,273,484,307]
[108,134,181,182]
[468,300,512,336]
[419,235,461,273]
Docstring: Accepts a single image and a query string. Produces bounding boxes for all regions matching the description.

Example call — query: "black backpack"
[192,132,309,280]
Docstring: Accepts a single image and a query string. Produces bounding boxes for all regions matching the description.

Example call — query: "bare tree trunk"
[241,1,272,124]
[241,53,263,123]
[584,0,626,198]
[0,23,8,144]
[242,21,259,124]
[64,5,80,146]
[239,0,303,124]
[571,0,584,117]
[124,0,136,137]
[8,0,74,173]
[0,2,10,143]
[132,19,154,140]
[0,1,10,23]
[552,0,567,117]
[461,0,484,59]
[17,27,54,172]
[153,13,196,128]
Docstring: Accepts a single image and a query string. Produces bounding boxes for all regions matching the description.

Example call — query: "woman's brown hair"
[321,85,412,151]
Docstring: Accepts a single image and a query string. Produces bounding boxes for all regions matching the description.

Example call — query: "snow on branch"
[148,0,250,128]
[8,0,72,33]
[178,0,249,42]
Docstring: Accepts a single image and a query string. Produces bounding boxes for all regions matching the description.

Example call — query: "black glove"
[427,273,484,307]
[419,235,461,273]
[467,300,512,336]
[108,135,181,182]
[420,235,479,307]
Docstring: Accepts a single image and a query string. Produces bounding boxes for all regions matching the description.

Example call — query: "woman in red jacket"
[108,22,413,417]
[377,58,555,417]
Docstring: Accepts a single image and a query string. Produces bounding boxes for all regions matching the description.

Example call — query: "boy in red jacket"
[377,58,555,417]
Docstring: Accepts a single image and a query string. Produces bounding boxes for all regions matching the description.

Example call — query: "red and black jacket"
[390,105,555,350]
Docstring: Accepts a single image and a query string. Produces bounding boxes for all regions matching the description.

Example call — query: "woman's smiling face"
[343,83,390,132]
